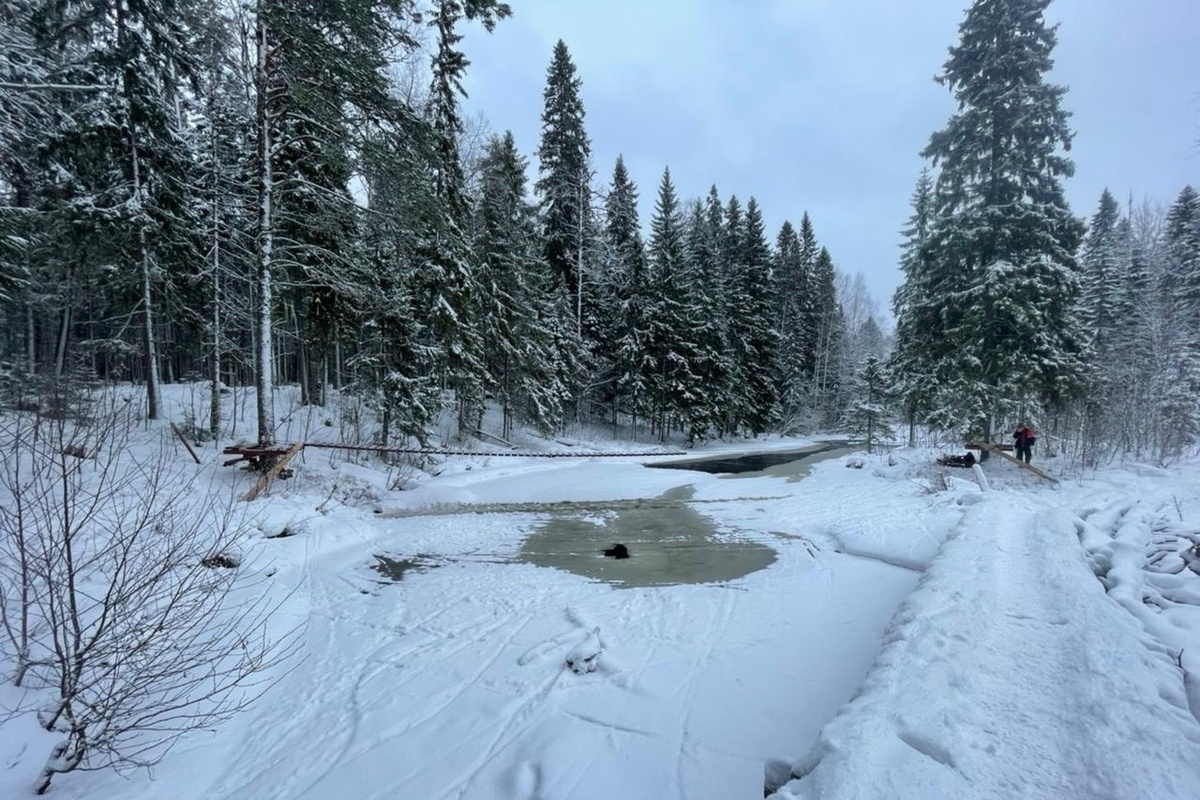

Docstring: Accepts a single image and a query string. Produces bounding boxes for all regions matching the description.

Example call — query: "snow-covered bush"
[0,401,290,793]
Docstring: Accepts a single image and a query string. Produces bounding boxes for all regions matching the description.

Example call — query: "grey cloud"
[462,0,1200,319]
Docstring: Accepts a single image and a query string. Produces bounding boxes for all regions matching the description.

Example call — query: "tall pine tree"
[889,169,937,445]
[418,0,510,435]
[644,167,696,440]
[536,40,592,336]
[917,0,1086,437]
[473,130,568,437]
[604,156,651,433]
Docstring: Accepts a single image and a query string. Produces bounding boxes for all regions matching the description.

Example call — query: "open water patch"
[647,441,853,477]
[518,485,776,588]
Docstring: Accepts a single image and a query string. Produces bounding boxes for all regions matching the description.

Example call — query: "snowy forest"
[3,1,1200,797]
[0,0,1197,459]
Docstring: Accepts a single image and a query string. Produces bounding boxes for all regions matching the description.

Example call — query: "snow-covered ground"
[3,386,1200,799]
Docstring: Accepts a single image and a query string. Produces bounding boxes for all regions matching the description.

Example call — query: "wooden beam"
[169,422,201,465]
[243,442,305,501]
[974,442,1058,483]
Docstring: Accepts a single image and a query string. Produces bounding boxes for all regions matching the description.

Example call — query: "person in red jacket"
[1013,423,1036,464]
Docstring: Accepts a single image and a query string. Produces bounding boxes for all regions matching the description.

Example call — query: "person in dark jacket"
[1013,423,1036,464]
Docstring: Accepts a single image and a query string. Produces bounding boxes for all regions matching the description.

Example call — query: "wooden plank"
[975,442,1058,483]
[243,442,305,501]
[169,422,202,465]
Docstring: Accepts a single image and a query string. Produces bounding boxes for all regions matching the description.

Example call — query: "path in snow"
[771,495,1200,800]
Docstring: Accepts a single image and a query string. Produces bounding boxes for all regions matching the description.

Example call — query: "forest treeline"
[1,0,1196,461]
[0,0,884,449]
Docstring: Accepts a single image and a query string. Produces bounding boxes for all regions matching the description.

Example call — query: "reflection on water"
[647,442,852,478]
[519,485,776,588]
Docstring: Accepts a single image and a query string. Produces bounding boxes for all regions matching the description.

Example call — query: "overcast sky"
[460,0,1200,321]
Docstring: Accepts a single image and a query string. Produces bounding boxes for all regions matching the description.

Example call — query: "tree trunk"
[380,388,391,445]
[119,0,162,421]
[332,338,342,390]
[54,305,70,379]
[26,301,36,375]
[210,182,221,438]
[305,346,325,407]
[254,3,275,446]
[297,321,310,406]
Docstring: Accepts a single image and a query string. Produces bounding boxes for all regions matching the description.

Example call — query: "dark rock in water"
[603,543,630,559]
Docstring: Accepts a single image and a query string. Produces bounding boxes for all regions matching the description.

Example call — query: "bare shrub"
[0,400,292,794]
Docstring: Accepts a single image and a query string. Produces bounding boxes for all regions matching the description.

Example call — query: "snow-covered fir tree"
[810,246,844,428]
[417,0,510,435]
[889,168,937,445]
[474,130,570,437]
[644,167,698,441]
[603,156,652,434]
[1154,186,1200,458]
[845,355,895,452]
[536,40,593,337]
[915,0,1087,439]
[728,198,778,435]
[773,220,807,430]
[681,199,728,442]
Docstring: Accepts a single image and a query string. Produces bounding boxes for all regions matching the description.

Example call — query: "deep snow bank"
[770,496,1200,800]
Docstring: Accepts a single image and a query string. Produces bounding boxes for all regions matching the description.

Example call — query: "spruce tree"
[810,246,844,427]
[846,356,895,451]
[1163,186,1200,339]
[889,169,937,444]
[604,156,652,433]
[729,198,777,435]
[473,131,566,437]
[1079,189,1123,357]
[773,220,806,429]
[28,0,208,419]
[1155,186,1200,458]
[919,0,1086,437]
[682,199,727,442]
[717,195,746,434]
[796,212,819,380]
[536,40,592,334]
[703,186,735,435]
[644,167,695,440]
[419,0,510,434]
[1075,189,1124,461]
[356,121,441,446]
